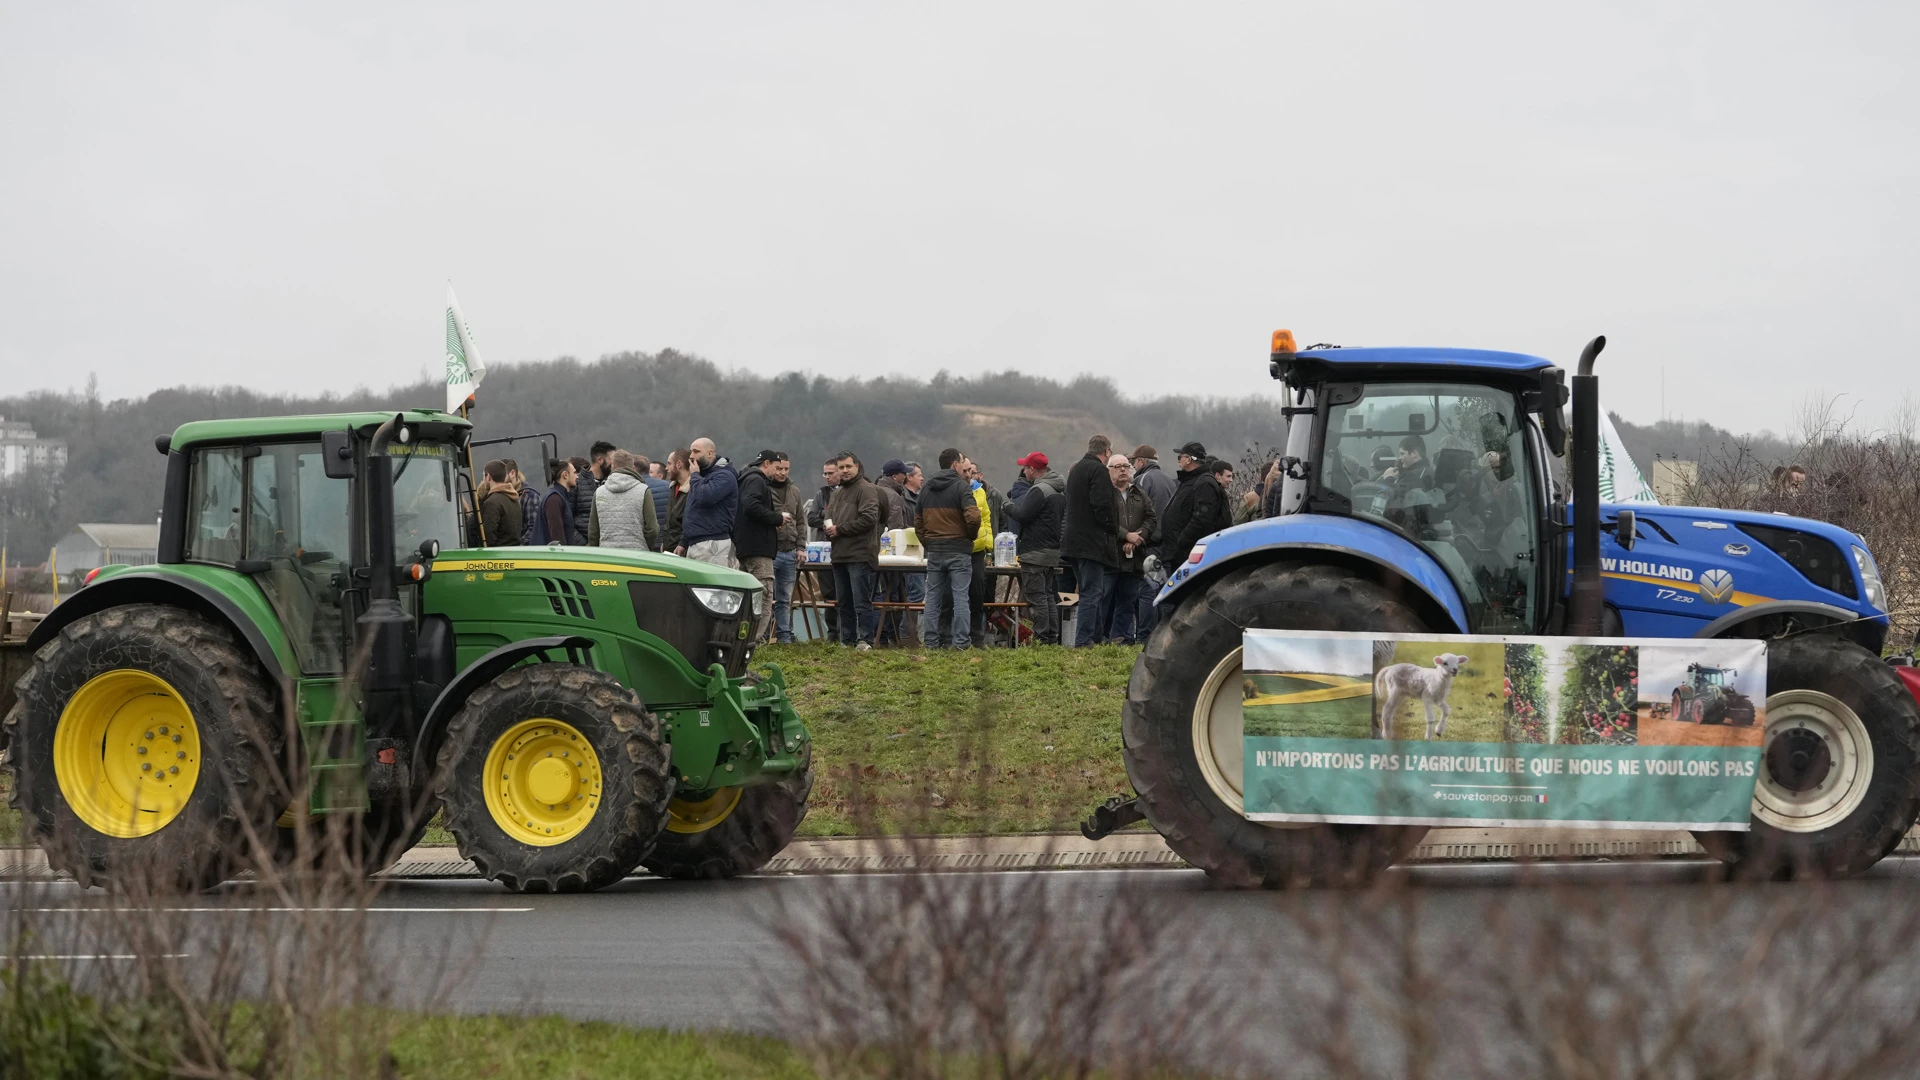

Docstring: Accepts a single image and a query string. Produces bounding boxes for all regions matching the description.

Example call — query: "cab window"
[1318,382,1541,633]
[185,448,245,565]
[245,443,352,674]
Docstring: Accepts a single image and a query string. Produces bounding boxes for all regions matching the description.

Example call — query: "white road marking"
[16,954,190,960]
[18,906,533,914]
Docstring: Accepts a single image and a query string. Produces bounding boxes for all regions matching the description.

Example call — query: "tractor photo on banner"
[1241,629,1766,830]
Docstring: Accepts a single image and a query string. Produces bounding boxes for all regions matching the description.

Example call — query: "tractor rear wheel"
[436,663,671,892]
[1694,636,1920,878]
[4,605,286,891]
[642,746,813,879]
[1124,561,1430,888]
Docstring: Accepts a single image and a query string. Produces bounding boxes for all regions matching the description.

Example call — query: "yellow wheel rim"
[482,718,603,846]
[665,787,742,834]
[53,669,202,839]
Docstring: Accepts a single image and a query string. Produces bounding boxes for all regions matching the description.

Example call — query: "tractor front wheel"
[1123,562,1429,888]
[4,605,286,891]
[1694,636,1920,878]
[642,746,813,879]
[436,664,671,892]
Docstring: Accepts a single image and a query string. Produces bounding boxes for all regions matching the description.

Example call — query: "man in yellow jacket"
[964,459,994,648]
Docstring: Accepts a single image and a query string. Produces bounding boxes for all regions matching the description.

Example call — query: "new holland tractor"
[1110,332,1920,884]
[4,411,811,892]
[1672,663,1758,727]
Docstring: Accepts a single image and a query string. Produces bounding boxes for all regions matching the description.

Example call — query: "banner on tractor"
[1240,630,1766,830]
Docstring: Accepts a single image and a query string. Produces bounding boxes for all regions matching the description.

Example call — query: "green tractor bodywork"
[6,409,811,891]
[1672,663,1757,727]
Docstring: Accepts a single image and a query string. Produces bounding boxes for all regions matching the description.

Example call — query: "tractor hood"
[431,544,763,592]
[1593,501,1886,633]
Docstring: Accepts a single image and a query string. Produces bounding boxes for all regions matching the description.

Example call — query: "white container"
[804,540,832,565]
[993,531,1018,568]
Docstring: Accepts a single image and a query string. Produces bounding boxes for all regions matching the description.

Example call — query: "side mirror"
[1613,509,1637,551]
[321,429,356,479]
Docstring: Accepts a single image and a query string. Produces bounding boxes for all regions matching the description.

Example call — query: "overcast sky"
[3,3,1914,433]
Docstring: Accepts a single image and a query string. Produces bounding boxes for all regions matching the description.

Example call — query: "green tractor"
[3,410,811,892]
[1672,663,1758,727]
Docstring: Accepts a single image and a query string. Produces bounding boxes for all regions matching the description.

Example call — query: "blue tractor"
[1110,333,1920,884]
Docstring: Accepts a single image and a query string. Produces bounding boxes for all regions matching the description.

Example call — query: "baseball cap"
[1131,444,1157,460]
[749,449,788,466]
[1176,441,1208,459]
[881,458,908,477]
[1015,452,1049,469]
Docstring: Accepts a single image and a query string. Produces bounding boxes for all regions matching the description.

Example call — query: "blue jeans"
[833,561,878,645]
[1106,572,1145,644]
[773,550,798,643]
[920,550,972,648]
[1072,558,1113,647]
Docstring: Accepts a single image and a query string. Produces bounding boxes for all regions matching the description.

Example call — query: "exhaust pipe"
[361,413,414,745]
[1567,336,1606,636]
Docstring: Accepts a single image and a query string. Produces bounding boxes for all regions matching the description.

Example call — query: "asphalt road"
[15,858,1920,1075]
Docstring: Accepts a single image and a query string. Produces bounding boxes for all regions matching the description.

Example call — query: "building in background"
[0,418,67,478]
[51,523,160,581]
[1652,458,1697,505]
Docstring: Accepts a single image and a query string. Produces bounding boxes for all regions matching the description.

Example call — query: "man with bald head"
[679,436,741,568]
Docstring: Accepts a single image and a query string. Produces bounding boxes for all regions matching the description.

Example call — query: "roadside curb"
[11,829,1918,881]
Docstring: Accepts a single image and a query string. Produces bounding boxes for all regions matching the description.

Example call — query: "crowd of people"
[467,435,1242,651]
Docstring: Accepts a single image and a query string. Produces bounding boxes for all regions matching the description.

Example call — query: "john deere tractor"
[1109,332,1920,883]
[4,411,810,892]
[1672,663,1758,727]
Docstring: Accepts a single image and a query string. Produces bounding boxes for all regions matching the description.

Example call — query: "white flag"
[1599,407,1659,504]
[444,284,487,413]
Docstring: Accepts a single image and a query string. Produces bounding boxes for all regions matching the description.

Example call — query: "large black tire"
[4,605,286,891]
[642,746,813,879]
[1124,562,1430,888]
[435,663,671,892]
[1694,636,1920,879]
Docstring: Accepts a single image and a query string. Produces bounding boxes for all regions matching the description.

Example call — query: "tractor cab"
[1257,330,1569,634]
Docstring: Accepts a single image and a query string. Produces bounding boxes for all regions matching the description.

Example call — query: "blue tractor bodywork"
[1157,343,1889,652]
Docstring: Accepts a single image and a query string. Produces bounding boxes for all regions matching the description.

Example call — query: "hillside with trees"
[0,350,1288,559]
[0,347,1819,569]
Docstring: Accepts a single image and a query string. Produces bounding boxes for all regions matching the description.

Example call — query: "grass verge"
[759,642,1136,836]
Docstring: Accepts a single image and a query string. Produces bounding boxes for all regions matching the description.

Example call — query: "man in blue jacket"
[678,437,740,568]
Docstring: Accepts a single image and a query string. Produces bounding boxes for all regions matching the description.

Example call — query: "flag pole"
[461,397,487,548]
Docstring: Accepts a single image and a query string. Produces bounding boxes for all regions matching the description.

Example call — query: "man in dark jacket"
[635,455,671,548]
[680,437,739,567]
[571,443,613,544]
[766,454,805,644]
[529,458,580,545]
[662,450,691,554]
[734,450,787,644]
[1157,441,1222,570]
[1106,454,1158,645]
[826,452,885,649]
[804,458,840,638]
[479,459,522,547]
[1130,445,1177,519]
[914,448,981,648]
[1061,435,1123,646]
[1007,452,1065,645]
[873,459,915,645]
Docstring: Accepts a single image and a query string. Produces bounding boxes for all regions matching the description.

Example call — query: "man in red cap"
[1007,451,1066,645]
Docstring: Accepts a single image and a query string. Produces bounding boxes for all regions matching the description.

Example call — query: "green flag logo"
[445,308,469,386]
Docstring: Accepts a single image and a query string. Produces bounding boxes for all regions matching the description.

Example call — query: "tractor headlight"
[690,587,744,617]
[751,588,766,617]
[1853,546,1885,610]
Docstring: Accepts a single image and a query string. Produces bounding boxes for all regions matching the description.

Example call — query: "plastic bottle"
[993,531,1018,568]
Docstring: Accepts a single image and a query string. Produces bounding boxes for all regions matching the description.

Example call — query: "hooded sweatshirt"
[1008,470,1066,565]
[914,468,982,557]
[590,469,659,550]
